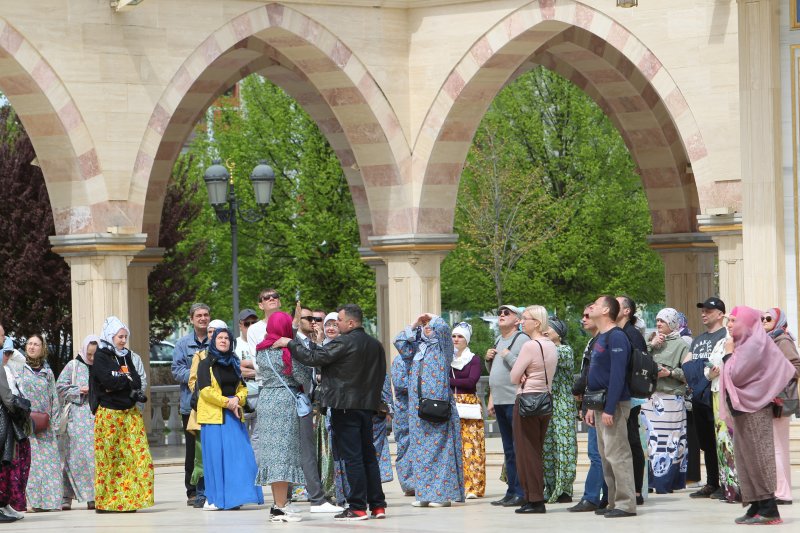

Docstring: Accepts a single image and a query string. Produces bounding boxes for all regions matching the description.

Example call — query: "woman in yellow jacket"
[196,327,264,510]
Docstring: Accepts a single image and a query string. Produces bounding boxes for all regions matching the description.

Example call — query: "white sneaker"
[203,502,220,511]
[310,502,344,513]
[428,501,451,508]
[411,500,429,507]
[270,506,302,523]
[1,506,23,520]
[465,493,478,500]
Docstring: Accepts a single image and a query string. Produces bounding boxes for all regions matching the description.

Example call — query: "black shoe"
[515,502,546,514]
[709,488,724,500]
[776,499,792,505]
[604,509,636,518]
[193,496,206,509]
[491,495,512,506]
[0,513,17,523]
[568,500,598,512]
[636,495,644,505]
[187,497,195,507]
[556,494,573,504]
[599,500,609,509]
[501,496,526,507]
[594,507,612,515]
[689,484,717,498]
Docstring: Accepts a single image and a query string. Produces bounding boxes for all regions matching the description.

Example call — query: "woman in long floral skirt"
[56,334,100,510]
[90,317,153,513]
[390,354,414,495]
[449,322,485,499]
[542,317,577,503]
[17,334,61,511]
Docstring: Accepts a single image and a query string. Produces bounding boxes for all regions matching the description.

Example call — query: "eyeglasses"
[302,316,324,323]
[260,293,280,301]
[242,320,258,327]
[498,309,515,317]
[761,316,773,323]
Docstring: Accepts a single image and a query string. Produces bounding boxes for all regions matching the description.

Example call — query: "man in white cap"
[486,304,529,508]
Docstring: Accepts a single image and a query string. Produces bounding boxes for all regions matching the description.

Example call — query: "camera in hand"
[130,388,148,403]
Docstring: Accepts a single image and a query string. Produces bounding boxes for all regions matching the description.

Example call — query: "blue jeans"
[584,425,608,505]
[495,404,523,498]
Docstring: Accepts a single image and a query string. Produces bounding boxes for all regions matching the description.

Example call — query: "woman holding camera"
[89,317,153,513]
[642,308,689,494]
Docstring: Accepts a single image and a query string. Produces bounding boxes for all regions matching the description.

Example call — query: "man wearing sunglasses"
[247,289,283,357]
[486,304,529,508]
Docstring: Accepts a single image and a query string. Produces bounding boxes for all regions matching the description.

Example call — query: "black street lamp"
[203,158,276,339]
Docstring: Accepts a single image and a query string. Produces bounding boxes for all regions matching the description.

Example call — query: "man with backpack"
[486,304,530,508]
[585,295,636,518]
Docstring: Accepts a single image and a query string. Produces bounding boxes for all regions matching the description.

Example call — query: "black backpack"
[614,327,659,399]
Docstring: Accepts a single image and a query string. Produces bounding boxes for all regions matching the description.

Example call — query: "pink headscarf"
[719,306,796,424]
[256,311,294,375]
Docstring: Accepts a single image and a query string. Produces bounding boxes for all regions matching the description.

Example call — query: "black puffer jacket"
[288,327,386,410]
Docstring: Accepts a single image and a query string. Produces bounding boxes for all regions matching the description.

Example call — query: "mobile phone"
[704,360,714,369]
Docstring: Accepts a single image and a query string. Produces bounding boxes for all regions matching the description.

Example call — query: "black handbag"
[583,389,607,411]
[417,358,451,423]
[517,340,553,417]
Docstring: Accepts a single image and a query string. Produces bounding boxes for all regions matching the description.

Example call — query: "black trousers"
[692,401,720,488]
[686,409,701,482]
[626,405,644,494]
[330,409,386,511]
[182,414,197,498]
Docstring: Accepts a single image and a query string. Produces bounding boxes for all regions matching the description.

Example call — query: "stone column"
[360,248,391,354]
[50,233,147,358]
[128,248,164,431]
[738,0,786,309]
[649,233,717,335]
[698,214,745,310]
[369,234,457,357]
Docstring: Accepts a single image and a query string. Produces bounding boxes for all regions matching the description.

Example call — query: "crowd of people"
[0,291,798,526]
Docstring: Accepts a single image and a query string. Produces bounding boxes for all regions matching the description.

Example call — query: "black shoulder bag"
[417,355,451,423]
[517,340,553,417]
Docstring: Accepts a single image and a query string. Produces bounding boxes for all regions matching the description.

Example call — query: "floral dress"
[372,375,393,482]
[390,355,413,493]
[56,359,95,502]
[542,343,577,502]
[254,347,311,485]
[394,322,464,504]
[18,364,62,510]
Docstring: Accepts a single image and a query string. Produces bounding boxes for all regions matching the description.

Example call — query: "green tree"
[178,75,375,323]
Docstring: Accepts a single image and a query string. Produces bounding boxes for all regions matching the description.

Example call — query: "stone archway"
[0,18,99,235]
[133,3,410,249]
[410,0,724,332]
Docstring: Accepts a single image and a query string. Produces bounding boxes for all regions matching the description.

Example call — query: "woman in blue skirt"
[197,327,264,510]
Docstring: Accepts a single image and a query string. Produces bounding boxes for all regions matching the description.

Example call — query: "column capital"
[49,232,148,257]
[131,247,166,268]
[368,233,457,254]
[647,232,716,253]
[696,213,743,236]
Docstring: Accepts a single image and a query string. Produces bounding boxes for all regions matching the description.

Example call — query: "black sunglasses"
[260,293,280,301]
[761,316,773,323]
[498,309,515,317]
[302,316,324,323]
[582,314,590,319]
[242,320,258,327]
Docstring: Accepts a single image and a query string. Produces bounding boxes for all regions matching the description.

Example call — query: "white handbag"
[452,369,483,420]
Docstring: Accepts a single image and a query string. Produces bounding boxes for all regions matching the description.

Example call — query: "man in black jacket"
[274,303,387,521]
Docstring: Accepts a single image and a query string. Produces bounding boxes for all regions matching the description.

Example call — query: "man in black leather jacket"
[275,303,387,521]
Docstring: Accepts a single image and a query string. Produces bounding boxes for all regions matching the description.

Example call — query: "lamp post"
[203,158,276,339]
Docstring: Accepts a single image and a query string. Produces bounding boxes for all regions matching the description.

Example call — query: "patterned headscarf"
[656,308,680,339]
[677,312,692,338]
[765,307,795,342]
[207,327,241,379]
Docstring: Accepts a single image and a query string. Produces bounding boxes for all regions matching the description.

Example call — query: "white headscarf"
[656,308,681,340]
[208,319,227,331]
[323,312,339,345]
[451,322,475,370]
[102,316,130,356]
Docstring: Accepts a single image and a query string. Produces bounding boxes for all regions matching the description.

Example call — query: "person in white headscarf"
[322,313,339,345]
[449,321,485,499]
[642,307,689,494]
[89,316,154,513]
[56,334,101,510]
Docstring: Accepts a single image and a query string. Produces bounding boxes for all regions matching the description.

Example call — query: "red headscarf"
[256,311,294,375]
[719,306,796,424]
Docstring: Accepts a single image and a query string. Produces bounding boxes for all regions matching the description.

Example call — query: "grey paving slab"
[8,462,799,532]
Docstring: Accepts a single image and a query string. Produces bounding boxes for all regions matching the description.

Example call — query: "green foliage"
[175,76,376,324]
[442,67,664,358]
